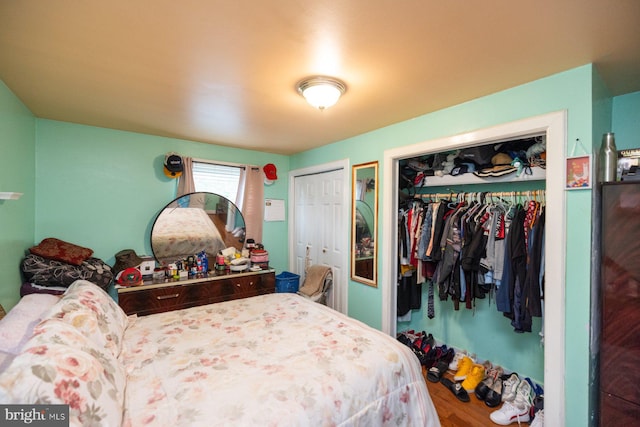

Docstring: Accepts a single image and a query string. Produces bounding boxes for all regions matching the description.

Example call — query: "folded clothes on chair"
[298,265,332,298]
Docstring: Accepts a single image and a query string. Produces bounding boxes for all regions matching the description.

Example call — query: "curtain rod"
[192,157,260,170]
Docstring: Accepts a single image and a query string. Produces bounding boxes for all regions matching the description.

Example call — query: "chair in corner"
[297,265,333,305]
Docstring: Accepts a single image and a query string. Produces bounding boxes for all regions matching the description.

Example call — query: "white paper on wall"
[264,199,285,221]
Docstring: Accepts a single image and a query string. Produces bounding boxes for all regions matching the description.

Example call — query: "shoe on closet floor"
[413,331,435,353]
[490,379,532,426]
[475,365,503,401]
[461,363,487,392]
[501,373,521,402]
[440,377,470,403]
[484,372,504,408]
[448,349,474,371]
[453,356,475,381]
[426,347,455,383]
[422,345,445,369]
[489,400,531,425]
[530,409,544,427]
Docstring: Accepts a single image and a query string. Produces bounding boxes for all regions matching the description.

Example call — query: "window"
[192,161,241,202]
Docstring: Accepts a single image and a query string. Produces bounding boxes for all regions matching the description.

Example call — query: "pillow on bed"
[0,293,61,355]
[29,238,94,266]
[45,280,129,358]
[0,318,125,427]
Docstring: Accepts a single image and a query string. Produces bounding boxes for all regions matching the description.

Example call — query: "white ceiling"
[1,1,639,155]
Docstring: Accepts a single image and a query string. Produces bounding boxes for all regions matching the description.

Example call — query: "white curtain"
[236,166,264,244]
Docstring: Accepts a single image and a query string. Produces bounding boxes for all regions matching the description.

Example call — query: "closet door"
[600,182,640,423]
[293,169,346,312]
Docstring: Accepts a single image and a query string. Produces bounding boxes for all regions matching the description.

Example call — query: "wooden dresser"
[600,182,640,423]
[117,269,276,316]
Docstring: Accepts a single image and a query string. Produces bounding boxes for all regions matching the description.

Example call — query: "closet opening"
[381,111,567,427]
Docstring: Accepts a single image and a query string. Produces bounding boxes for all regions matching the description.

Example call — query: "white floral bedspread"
[120,293,439,427]
[151,207,225,262]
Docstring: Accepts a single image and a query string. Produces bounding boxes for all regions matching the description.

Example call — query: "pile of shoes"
[435,350,491,403]
[396,330,454,370]
[489,375,544,425]
[397,332,546,426]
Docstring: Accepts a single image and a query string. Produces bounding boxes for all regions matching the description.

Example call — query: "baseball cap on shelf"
[164,152,184,178]
[263,163,277,185]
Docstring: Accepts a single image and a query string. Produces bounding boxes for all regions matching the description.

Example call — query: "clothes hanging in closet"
[397,192,546,334]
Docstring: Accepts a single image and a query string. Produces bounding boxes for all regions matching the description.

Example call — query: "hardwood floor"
[422,367,498,426]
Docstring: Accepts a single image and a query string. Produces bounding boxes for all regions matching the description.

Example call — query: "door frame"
[381,111,567,427]
[288,159,350,315]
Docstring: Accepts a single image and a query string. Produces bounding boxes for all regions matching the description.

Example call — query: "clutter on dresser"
[20,237,113,296]
[113,241,271,289]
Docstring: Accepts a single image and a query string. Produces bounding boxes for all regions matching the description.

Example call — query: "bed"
[0,280,440,427]
[151,207,226,263]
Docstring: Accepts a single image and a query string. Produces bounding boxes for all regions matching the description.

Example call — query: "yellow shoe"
[453,356,474,381]
[461,363,487,392]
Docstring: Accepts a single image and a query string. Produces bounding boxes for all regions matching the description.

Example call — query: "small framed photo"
[565,155,592,190]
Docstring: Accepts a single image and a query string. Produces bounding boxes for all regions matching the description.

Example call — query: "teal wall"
[34,120,289,273]
[291,64,599,426]
[612,90,640,149]
[0,81,36,310]
[1,65,639,426]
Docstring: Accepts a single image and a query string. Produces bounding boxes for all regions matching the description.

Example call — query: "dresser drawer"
[229,275,269,297]
[118,270,276,315]
[118,284,197,316]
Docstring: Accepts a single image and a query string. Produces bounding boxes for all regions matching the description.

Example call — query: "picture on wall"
[565,155,592,189]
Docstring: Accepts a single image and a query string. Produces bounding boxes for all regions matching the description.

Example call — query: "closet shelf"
[421,166,545,187]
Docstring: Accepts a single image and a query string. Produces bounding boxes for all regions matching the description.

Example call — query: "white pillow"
[0,318,125,426]
[0,294,60,354]
[44,280,129,358]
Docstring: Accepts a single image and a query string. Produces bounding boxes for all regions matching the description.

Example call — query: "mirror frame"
[351,161,378,287]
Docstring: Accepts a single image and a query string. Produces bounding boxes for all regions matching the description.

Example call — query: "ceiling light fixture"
[297,76,346,110]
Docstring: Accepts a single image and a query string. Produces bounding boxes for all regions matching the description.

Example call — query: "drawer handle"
[156,293,180,300]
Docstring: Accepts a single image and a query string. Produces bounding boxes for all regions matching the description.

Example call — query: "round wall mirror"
[151,192,245,265]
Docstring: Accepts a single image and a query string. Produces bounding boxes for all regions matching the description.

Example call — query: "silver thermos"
[600,132,618,183]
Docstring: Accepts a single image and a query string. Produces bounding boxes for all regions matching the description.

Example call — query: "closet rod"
[417,189,545,200]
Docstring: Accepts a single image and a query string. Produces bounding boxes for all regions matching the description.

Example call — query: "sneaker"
[448,350,468,371]
[513,380,533,412]
[530,409,544,427]
[413,332,435,353]
[475,365,503,400]
[453,356,474,381]
[484,373,503,408]
[448,350,476,371]
[501,373,521,402]
[489,400,531,425]
[461,363,486,392]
